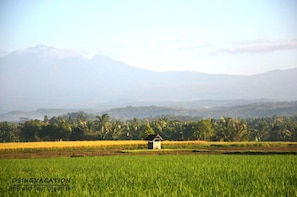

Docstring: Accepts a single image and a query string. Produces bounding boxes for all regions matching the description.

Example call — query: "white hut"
[144,134,163,149]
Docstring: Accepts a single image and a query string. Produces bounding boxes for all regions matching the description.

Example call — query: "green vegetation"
[0,141,296,159]
[0,155,296,196]
[1,113,297,142]
[106,101,297,119]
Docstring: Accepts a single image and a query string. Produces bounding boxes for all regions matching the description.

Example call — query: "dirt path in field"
[0,146,296,159]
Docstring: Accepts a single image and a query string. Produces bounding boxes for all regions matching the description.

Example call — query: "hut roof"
[144,134,163,141]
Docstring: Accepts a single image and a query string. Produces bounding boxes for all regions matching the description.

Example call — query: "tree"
[20,119,43,141]
[110,120,125,139]
[215,117,248,141]
[168,120,184,140]
[232,119,249,141]
[0,122,19,142]
[95,114,111,139]
[43,116,72,140]
[196,119,215,141]
[70,112,89,140]
[151,117,168,135]
[43,115,49,126]
[70,126,85,140]
[215,117,232,141]
[182,121,195,140]
[247,118,270,141]
[124,118,142,139]
[140,123,155,139]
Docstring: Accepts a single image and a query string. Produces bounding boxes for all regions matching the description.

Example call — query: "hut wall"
[148,141,154,149]
[147,140,162,149]
[153,141,161,149]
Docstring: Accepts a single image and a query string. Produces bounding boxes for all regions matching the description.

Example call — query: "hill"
[1,101,297,122]
[1,45,297,114]
[105,101,297,120]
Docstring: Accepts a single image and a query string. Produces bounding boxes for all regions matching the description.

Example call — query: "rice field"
[1,155,296,197]
[1,140,295,150]
[0,140,147,150]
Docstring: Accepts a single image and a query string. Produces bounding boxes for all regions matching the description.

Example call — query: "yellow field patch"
[0,140,296,150]
[0,140,146,150]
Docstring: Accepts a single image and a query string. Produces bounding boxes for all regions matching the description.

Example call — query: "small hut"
[144,134,163,149]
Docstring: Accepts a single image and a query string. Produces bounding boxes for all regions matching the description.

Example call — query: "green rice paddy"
[0,155,296,197]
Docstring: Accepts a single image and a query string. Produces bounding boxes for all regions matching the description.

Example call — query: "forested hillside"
[105,101,297,119]
[1,101,297,122]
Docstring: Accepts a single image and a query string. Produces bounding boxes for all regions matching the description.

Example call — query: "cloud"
[214,39,297,55]
[177,40,211,51]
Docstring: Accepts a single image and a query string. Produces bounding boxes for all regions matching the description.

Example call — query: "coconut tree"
[254,118,270,141]
[196,119,215,141]
[232,119,249,141]
[110,120,125,139]
[216,117,233,141]
[95,114,111,139]
[129,118,142,139]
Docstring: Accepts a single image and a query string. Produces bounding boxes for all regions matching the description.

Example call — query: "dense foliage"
[106,101,297,119]
[1,155,296,196]
[0,113,297,142]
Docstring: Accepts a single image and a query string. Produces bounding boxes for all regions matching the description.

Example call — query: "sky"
[0,0,297,75]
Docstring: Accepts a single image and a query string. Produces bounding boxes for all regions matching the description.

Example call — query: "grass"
[0,155,296,196]
[1,141,296,159]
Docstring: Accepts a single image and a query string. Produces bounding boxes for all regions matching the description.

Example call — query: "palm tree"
[95,114,111,139]
[130,118,141,139]
[232,119,249,141]
[197,119,215,141]
[110,120,124,139]
[255,118,270,141]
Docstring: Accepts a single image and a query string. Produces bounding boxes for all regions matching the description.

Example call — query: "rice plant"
[0,155,296,196]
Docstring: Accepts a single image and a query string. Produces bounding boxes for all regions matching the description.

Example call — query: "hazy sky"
[1,0,297,75]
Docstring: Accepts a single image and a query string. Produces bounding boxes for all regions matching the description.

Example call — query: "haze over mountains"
[1,45,297,117]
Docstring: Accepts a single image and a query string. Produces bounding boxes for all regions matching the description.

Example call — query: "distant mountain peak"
[26,44,56,52]
[1,45,297,113]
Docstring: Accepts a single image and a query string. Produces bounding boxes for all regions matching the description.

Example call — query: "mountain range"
[1,45,297,116]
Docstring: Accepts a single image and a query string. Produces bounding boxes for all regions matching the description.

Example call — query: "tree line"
[0,112,297,142]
